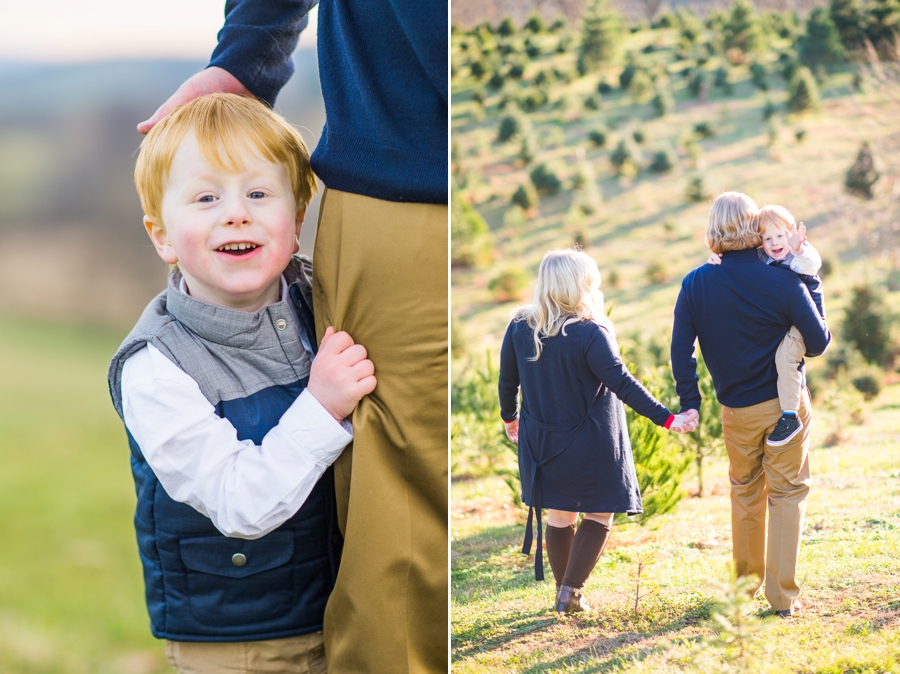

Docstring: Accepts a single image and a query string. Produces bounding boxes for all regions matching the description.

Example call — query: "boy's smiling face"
[145,133,304,312]
[760,223,792,261]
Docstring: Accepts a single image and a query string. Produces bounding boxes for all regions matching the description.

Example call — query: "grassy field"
[0,314,169,674]
[452,381,900,672]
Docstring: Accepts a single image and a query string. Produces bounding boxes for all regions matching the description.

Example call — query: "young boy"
[708,204,825,446]
[107,93,376,673]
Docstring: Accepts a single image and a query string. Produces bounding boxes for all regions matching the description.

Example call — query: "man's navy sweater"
[671,248,831,411]
[209,0,447,205]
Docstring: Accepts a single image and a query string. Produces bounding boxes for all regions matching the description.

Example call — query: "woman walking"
[499,249,696,613]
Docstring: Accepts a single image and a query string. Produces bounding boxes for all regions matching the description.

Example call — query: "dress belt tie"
[520,410,591,581]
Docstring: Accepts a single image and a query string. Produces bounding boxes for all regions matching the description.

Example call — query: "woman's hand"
[504,418,519,443]
[707,252,723,265]
[670,409,699,433]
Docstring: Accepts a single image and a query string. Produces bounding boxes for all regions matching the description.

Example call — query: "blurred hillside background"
[0,4,325,673]
[451,0,900,671]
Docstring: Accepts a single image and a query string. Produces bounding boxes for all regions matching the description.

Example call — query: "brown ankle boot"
[555,584,591,613]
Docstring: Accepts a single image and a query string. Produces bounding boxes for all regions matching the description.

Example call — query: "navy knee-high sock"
[561,519,611,589]
[544,523,576,589]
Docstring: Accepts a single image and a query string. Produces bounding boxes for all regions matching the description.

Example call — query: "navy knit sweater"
[671,248,831,411]
[209,0,448,204]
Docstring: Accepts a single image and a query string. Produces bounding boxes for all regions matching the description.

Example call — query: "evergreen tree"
[750,62,769,90]
[845,141,880,198]
[510,183,538,210]
[529,163,563,196]
[496,114,523,142]
[524,12,545,34]
[497,17,516,37]
[580,0,626,70]
[651,88,674,117]
[866,0,900,57]
[830,0,868,52]
[843,284,895,366]
[723,0,764,58]
[801,7,846,65]
[787,66,821,112]
[451,190,490,268]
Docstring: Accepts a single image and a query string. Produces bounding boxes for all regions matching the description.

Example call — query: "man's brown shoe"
[555,585,590,613]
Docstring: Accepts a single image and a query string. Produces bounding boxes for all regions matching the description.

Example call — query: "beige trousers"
[775,326,806,413]
[312,189,449,673]
[165,633,326,674]
[721,390,811,612]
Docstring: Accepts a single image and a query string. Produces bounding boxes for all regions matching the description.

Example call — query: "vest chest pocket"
[179,531,294,627]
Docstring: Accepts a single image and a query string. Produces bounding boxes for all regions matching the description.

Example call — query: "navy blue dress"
[499,318,671,579]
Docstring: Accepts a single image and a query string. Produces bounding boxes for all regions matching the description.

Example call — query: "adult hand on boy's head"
[788,222,807,254]
[307,327,377,422]
[137,67,253,134]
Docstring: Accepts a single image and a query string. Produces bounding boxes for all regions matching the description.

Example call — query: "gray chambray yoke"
[108,255,315,418]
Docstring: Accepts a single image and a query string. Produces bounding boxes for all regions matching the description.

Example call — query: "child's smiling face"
[145,133,304,311]
[760,223,792,261]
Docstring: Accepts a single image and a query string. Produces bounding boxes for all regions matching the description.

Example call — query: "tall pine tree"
[579,0,625,72]
[801,7,845,65]
[830,0,869,53]
[723,0,764,58]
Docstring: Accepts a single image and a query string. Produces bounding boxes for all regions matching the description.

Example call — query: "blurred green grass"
[0,314,168,674]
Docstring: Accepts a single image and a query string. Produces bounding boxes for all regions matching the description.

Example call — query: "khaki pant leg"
[774,327,806,413]
[165,633,327,674]
[312,189,448,674]
[721,399,779,595]
[763,388,811,612]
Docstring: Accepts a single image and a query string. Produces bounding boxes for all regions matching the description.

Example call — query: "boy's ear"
[294,208,306,237]
[144,215,178,265]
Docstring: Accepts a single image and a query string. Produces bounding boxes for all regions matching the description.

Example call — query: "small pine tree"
[580,0,625,69]
[628,69,654,103]
[686,175,709,203]
[529,163,563,196]
[845,141,880,198]
[800,7,845,66]
[651,89,674,117]
[511,183,538,210]
[694,121,715,139]
[675,350,724,497]
[763,98,778,121]
[496,114,522,142]
[830,0,869,52]
[588,129,608,147]
[723,0,764,57]
[610,138,640,175]
[787,66,821,112]
[497,17,516,37]
[843,284,895,366]
[451,191,491,268]
[524,12,545,34]
[749,62,768,91]
[620,62,638,89]
[649,148,676,172]
[688,69,710,98]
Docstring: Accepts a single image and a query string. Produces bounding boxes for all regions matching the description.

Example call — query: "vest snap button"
[275,319,287,331]
[232,553,247,567]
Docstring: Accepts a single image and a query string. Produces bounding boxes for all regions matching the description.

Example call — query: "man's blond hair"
[757,204,796,233]
[706,191,760,254]
[134,93,317,226]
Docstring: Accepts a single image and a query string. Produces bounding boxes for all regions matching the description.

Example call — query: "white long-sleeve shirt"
[766,242,822,276]
[120,279,351,540]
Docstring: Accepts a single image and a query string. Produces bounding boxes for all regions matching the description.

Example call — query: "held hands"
[307,327,377,422]
[504,418,519,443]
[787,222,807,253]
[137,67,253,134]
[669,408,699,433]
[707,252,722,265]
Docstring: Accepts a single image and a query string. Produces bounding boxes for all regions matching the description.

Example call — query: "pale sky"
[1,1,317,62]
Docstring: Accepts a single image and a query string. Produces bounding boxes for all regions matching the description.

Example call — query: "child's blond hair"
[757,204,796,234]
[134,93,317,226]
[513,248,614,361]
[706,191,760,254]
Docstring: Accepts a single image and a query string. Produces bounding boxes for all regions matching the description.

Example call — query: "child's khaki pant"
[775,326,806,412]
[313,188,448,673]
[165,633,326,674]
[721,390,811,612]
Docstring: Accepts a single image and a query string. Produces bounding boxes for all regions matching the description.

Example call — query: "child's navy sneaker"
[767,413,803,446]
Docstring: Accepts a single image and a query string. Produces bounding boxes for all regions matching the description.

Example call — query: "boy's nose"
[222,197,252,226]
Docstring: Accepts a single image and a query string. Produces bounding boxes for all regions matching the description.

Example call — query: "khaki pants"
[721,390,811,612]
[312,189,449,673]
[165,633,326,674]
[775,326,806,413]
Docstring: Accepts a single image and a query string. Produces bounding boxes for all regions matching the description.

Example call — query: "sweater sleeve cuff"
[280,389,353,466]
[663,414,675,429]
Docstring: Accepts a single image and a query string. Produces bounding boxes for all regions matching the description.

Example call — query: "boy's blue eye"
[249,191,266,199]
[198,195,215,203]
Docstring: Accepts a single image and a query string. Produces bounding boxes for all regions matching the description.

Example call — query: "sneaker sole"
[766,420,804,446]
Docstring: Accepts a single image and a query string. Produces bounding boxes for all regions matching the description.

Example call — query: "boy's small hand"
[707,253,722,265]
[670,409,699,433]
[788,222,807,253]
[308,327,377,422]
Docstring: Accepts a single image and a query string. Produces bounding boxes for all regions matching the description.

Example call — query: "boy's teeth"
[219,243,257,251]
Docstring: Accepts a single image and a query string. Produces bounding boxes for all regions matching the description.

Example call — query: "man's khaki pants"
[721,390,811,612]
[165,633,326,674]
[312,189,448,673]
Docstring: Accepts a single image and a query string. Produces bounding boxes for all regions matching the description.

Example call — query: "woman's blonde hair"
[134,93,317,226]
[706,191,760,254]
[757,204,796,233]
[513,249,614,360]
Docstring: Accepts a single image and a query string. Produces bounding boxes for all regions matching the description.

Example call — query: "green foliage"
[694,121,716,139]
[451,354,511,475]
[588,128,608,147]
[519,87,548,112]
[628,69,654,103]
[610,138,641,176]
[651,88,674,117]
[688,69,710,98]
[723,0,764,57]
[620,62,638,89]
[580,0,625,69]
[632,127,646,144]
[470,59,487,80]
[686,175,709,203]
[676,349,724,497]
[830,0,869,52]
[529,162,563,196]
[598,80,614,94]
[511,182,538,211]
[787,66,821,112]
[451,189,491,268]
[843,283,895,366]
[497,17,516,37]
[677,7,704,44]
[866,0,900,57]
[749,62,768,91]
[583,93,602,111]
[763,98,779,121]
[845,141,880,199]
[649,148,676,173]
[714,66,732,90]
[646,260,669,284]
[801,7,845,66]
[496,113,522,142]
[517,131,537,164]
[489,266,530,302]
[524,12,545,34]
